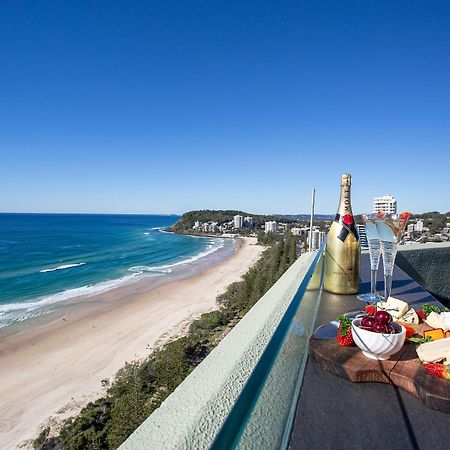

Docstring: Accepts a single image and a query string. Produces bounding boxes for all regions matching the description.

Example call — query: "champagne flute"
[375,212,411,300]
[357,214,381,302]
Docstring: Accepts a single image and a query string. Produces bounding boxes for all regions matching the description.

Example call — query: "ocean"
[0,213,233,329]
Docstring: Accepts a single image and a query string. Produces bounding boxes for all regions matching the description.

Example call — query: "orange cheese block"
[446,331,450,338]
[423,328,446,341]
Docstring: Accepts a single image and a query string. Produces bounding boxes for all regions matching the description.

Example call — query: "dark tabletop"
[289,254,450,450]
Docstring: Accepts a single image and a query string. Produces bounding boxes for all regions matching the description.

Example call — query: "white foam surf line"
[128,238,227,273]
[0,273,144,328]
[40,263,86,273]
[0,237,233,328]
[158,229,174,234]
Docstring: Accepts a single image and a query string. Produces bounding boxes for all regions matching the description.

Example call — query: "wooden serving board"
[309,336,450,413]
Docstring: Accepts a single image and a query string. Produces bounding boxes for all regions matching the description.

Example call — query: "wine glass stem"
[370,269,377,295]
[384,273,393,300]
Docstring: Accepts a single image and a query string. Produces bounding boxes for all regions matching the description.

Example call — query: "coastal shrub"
[105,364,151,449]
[189,310,228,335]
[57,398,112,450]
[35,235,299,450]
[33,427,50,449]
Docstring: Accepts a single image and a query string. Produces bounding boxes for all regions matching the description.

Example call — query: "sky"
[1,1,449,215]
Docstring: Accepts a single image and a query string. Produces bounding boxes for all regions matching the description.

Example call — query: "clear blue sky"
[1,1,449,215]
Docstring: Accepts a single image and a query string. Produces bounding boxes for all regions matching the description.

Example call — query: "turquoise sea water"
[0,214,231,328]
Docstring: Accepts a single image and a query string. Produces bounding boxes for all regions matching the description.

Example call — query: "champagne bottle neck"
[337,183,353,217]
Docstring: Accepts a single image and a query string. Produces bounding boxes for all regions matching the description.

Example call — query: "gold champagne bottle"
[324,173,360,294]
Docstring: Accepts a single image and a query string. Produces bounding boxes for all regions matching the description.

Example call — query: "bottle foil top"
[340,173,351,186]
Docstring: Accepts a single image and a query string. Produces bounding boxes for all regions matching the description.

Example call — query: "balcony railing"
[120,243,326,450]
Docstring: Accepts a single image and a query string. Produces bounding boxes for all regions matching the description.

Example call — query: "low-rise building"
[414,220,424,233]
[209,222,219,233]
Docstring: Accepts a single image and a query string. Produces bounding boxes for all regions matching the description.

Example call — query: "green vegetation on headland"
[169,209,295,233]
[34,234,299,450]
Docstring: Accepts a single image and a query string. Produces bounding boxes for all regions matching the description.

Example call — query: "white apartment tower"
[233,215,243,229]
[309,230,325,251]
[373,195,397,214]
[264,221,277,233]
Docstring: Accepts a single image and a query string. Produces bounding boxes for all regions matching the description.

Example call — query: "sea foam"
[40,263,86,273]
[0,273,141,328]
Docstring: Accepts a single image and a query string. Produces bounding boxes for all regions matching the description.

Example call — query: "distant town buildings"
[290,227,310,236]
[356,224,368,249]
[209,222,219,233]
[264,221,277,233]
[233,215,243,229]
[373,195,397,214]
[185,209,448,249]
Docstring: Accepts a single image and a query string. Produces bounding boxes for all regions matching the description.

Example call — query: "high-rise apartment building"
[233,215,243,229]
[243,216,253,228]
[373,195,397,214]
[264,221,277,233]
[308,230,325,251]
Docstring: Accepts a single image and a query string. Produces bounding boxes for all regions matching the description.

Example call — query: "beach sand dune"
[0,237,263,449]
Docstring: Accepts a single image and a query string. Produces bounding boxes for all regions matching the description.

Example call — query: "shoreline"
[0,237,264,449]
[0,233,236,339]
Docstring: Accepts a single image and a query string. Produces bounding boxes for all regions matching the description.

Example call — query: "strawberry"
[364,305,377,317]
[399,211,412,222]
[417,303,441,321]
[416,308,427,321]
[423,363,450,380]
[336,315,355,347]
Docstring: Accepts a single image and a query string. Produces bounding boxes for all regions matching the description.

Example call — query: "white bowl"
[351,319,406,360]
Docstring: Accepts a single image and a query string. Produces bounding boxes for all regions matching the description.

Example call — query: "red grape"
[361,316,375,328]
[372,321,386,333]
[375,310,392,324]
[384,324,395,334]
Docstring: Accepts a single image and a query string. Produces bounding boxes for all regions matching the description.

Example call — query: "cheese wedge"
[425,312,449,332]
[416,336,450,363]
[400,308,419,324]
[442,312,450,329]
[377,297,409,320]
[423,328,445,341]
[444,352,450,365]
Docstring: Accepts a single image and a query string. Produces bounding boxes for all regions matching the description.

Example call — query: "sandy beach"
[0,237,264,449]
